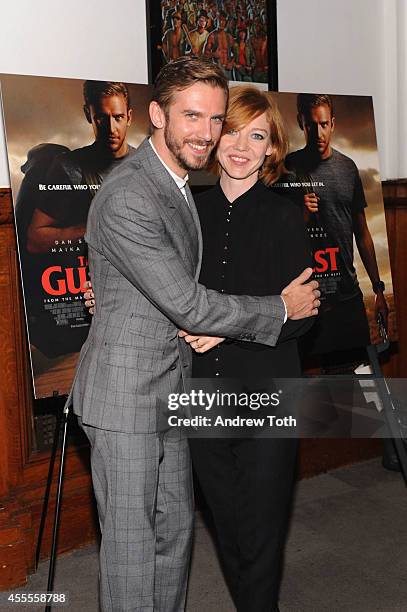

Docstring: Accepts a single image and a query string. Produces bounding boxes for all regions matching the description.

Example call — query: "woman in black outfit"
[181,86,313,612]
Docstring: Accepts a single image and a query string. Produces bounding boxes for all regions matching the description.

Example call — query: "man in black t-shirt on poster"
[284,93,399,466]
[27,81,135,256]
[285,93,388,355]
[23,81,135,358]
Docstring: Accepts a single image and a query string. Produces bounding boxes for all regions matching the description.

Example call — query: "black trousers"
[189,436,298,612]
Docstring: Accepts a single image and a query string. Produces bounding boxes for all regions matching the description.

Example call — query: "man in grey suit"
[73,57,319,612]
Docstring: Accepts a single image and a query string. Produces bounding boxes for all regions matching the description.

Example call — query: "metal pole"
[35,412,61,570]
[44,404,69,612]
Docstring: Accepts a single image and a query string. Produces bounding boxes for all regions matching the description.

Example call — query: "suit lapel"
[136,139,201,276]
[185,182,203,280]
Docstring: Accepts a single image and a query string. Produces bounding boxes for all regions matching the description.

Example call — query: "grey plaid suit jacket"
[72,139,285,433]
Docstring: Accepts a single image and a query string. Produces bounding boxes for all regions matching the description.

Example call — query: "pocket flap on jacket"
[103,343,161,371]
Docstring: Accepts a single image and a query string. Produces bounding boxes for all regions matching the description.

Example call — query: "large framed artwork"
[146,0,278,89]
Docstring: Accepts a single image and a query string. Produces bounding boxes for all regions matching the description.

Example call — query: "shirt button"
[215,357,219,362]
[221,289,225,293]
[215,372,220,376]
[224,246,228,250]
[226,219,230,223]
[222,260,227,264]
[225,232,229,237]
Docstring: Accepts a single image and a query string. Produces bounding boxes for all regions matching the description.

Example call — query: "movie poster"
[0,75,152,398]
[271,92,396,354]
[190,88,396,355]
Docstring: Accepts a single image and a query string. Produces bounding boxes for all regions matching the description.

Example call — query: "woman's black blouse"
[193,179,312,380]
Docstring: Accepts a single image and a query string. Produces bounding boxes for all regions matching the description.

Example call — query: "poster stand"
[364,318,407,483]
[35,398,70,612]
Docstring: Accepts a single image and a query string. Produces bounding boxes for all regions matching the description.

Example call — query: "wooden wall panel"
[381,180,407,377]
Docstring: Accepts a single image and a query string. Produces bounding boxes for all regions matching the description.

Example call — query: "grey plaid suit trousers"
[80,420,193,612]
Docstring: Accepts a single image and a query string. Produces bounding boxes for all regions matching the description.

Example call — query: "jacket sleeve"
[93,188,286,347]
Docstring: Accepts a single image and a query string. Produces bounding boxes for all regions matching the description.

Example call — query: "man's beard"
[164,123,214,171]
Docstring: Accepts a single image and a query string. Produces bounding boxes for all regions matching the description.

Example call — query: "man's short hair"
[297,93,334,125]
[151,56,228,116]
[83,81,130,110]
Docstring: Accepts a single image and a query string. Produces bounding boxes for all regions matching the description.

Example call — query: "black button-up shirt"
[193,180,312,380]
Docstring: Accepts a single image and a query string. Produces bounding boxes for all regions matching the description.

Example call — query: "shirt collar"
[215,177,266,206]
[148,137,189,190]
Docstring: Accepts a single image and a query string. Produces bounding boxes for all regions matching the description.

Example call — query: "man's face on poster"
[84,94,132,158]
[198,15,207,30]
[300,104,335,160]
[218,14,227,29]
[255,21,264,37]
[172,13,182,29]
[238,29,247,42]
